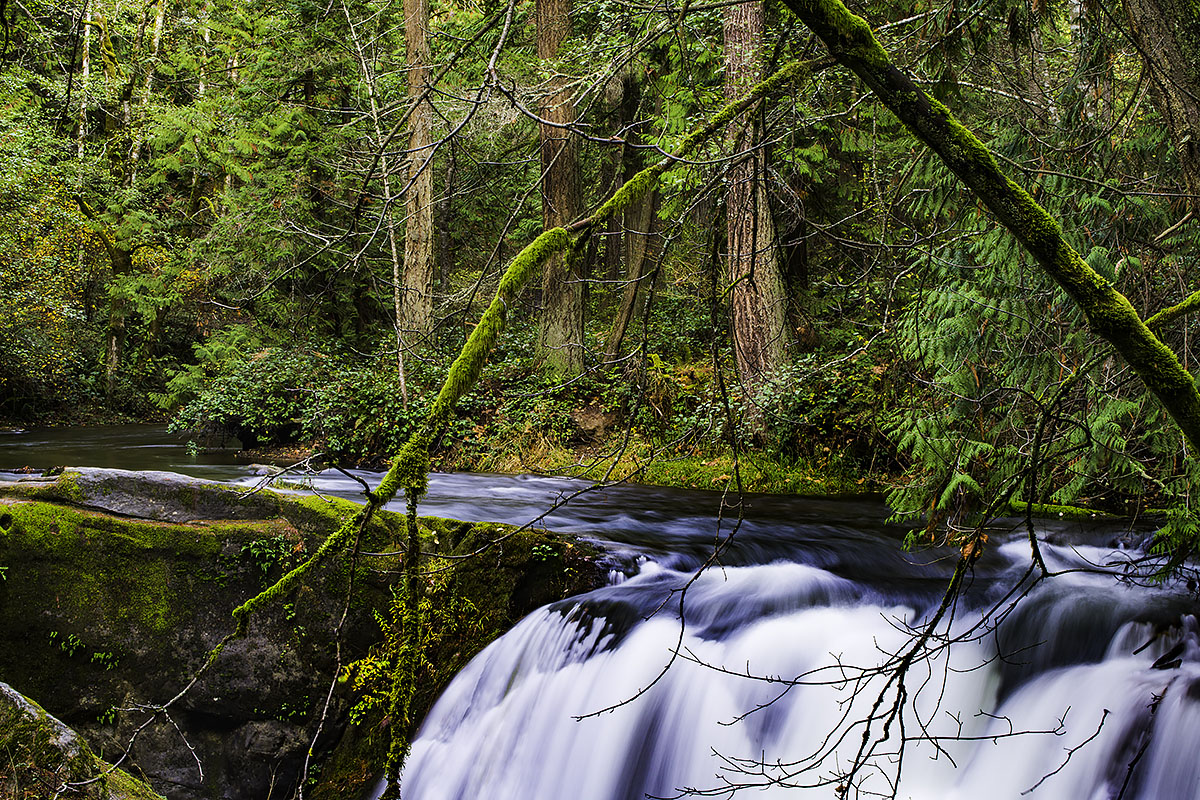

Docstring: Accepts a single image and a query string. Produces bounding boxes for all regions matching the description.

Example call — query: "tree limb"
[780,0,1200,452]
[1146,288,1200,332]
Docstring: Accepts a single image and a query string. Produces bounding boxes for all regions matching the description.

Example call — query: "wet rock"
[0,469,607,800]
[0,681,163,800]
[41,467,283,522]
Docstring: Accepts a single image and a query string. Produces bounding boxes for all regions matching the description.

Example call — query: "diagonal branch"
[780,0,1200,453]
[1146,288,1200,332]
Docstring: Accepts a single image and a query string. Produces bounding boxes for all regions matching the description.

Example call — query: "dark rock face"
[0,469,607,800]
[0,681,164,800]
[0,469,387,800]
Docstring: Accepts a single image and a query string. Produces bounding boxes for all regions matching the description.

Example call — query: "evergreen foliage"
[1,0,1198,557]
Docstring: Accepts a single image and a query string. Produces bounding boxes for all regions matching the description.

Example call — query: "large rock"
[0,469,606,800]
[8,467,304,522]
[0,681,163,799]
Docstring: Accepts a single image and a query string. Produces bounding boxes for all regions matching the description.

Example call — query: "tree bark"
[536,0,584,376]
[1122,0,1200,210]
[724,0,789,390]
[780,0,1200,452]
[400,0,436,342]
[603,73,659,364]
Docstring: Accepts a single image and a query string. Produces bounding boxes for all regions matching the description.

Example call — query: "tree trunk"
[400,0,436,342]
[724,0,789,390]
[1122,0,1200,210]
[603,189,658,363]
[104,245,133,402]
[603,73,659,364]
[77,0,90,166]
[535,0,584,377]
[780,0,1200,453]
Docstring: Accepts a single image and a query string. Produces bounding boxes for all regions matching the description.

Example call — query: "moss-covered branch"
[780,0,1200,453]
[232,59,824,791]
[231,226,570,637]
[73,196,120,267]
[571,57,812,239]
[1147,288,1200,332]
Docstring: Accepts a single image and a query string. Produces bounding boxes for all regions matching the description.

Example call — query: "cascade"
[385,500,1200,800]
[0,429,1193,799]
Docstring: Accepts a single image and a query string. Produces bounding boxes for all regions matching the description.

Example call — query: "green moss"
[0,683,165,800]
[308,707,387,800]
[1,498,212,635]
[231,512,363,635]
[1008,500,1118,521]
[103,766,168,800]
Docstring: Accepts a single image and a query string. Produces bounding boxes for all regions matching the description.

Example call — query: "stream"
[3,426,1199,799]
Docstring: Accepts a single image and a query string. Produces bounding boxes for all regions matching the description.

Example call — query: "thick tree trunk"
[780,0,1200,452]
[400,0,436,342]
[724,0,789,390]
[536,0,584,376]
[1122,0,1200,210]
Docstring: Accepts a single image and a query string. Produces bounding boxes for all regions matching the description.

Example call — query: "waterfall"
[386,507,1200,800]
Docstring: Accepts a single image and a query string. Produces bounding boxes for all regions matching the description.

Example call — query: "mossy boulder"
[0,468,607,800]
[0,681,163,800]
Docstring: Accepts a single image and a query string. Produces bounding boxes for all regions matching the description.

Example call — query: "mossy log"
[780,0,1200,453]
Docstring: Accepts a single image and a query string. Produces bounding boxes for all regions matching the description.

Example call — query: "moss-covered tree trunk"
[724,0,789,392]
[780,0,1200,453]
[536,0,585,377]
[1122,0,1200,211]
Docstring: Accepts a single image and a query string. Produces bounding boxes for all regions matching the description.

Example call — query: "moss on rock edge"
[0,469,607,800]
[0,681,163,800]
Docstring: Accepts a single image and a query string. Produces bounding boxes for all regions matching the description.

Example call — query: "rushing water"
[3,427,1199,799]
[393,523,1200,800]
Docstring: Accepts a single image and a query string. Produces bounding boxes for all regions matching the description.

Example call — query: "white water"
[388,515,1200,800]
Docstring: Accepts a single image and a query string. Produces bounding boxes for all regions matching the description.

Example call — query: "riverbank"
[238,433,881,497]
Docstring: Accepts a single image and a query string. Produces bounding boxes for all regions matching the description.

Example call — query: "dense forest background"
[2,0,1199,549]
